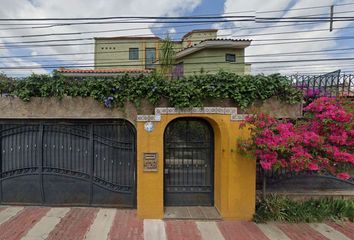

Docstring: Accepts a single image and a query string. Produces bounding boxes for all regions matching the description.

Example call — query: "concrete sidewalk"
[0,206,352,240]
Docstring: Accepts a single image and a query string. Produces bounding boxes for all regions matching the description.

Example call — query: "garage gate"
[0,120,136,207]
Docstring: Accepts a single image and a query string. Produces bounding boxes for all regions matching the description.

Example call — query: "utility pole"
[330,5,334,32]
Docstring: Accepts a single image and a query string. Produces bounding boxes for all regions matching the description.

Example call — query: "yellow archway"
[136,108,256,220]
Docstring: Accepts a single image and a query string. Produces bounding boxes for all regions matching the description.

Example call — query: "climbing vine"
[0,71,302,109]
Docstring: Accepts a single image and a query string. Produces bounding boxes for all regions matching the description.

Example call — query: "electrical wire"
[2,57,354,70]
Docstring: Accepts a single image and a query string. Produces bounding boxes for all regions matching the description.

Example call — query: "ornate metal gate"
[164,118,214,206]
[0,120,136,207]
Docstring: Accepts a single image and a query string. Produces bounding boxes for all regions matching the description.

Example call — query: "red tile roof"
[201,38,252,42]
[94,36,161,40]
[57,68,152,74]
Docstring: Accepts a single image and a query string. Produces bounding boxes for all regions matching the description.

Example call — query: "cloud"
[219,0,354,74]
[168,28,177,34]
[0,0,202,76]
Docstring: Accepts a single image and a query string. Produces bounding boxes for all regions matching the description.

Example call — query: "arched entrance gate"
[164,118,214,206]
[137,107,256,220]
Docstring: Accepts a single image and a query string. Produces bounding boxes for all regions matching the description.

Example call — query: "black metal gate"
[164,118,214,206]
[0,120,136,207]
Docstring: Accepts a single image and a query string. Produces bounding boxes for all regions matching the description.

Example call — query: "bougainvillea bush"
[239,97,354,180]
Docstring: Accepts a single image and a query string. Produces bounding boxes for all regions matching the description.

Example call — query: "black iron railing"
[256,162,354,191]
[288,71,354,98]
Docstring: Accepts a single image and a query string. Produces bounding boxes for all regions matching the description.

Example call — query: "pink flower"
[308,163,319,171]
[301,131,321,146]
[336,172,351,180]
[260,160,272,170]
[257,150,278,163]
[349,130,354,137]
[333,151,354,163]
[261,129,274,138]
[291,146,312,160]
[328,131,348,145]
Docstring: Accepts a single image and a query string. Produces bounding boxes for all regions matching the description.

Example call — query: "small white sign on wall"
[144,121,154,132]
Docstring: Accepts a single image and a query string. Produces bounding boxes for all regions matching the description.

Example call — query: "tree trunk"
[262,173,267,199]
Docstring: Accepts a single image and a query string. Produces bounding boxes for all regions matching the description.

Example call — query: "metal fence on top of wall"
[288,70,354,98]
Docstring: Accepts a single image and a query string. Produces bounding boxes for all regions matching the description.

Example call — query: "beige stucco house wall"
[94,37,161,70]
[81,29,251,76]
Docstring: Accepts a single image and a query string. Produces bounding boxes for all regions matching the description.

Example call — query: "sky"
[0,0,354,77]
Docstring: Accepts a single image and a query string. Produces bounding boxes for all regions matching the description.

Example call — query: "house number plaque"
[143,153,158,172]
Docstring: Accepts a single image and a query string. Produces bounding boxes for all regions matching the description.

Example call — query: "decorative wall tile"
[224,107,237,115]
[137,115,161,122]
[137,107,242,122]
[154,114,161,121]
[216,107,225,114]
[191,107,204,113]
[231,114,250,121]
[167,107,176,114]
[178,108,191,114]
[155,108,167,115]
[204,107,217,114]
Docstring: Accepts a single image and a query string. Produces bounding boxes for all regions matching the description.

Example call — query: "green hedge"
[0,71,302,109]
[254,194,354,223]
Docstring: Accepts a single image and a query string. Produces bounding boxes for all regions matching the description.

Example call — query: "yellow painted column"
[222,120,256,220]
[137,119,164,219]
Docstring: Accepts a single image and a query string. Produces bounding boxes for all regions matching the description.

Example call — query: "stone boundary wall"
[0,96,303,125]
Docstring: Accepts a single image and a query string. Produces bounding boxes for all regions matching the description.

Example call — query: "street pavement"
[0,206,353,240]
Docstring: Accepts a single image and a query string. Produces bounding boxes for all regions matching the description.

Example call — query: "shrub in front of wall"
[254,194,354,223]
[0,71,303,109]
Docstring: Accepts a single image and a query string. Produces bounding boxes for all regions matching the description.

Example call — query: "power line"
[4,33,354,46]
[0,15,352,28]
[2,34,354,49]
[2,57,354,70]
[4,64,353,74]
[25,51,354,63]
[0,2,351,31]
[2,39,354,63]
[2,2,353,22]
[0,17,352,28]
[0,15,328,32]
[2,45,354,61]
[0,8,351,34]
[1,16,353,23]
[254,2,354,14]
[26,51,354,66]
[1,11,353,46]
[0,12,353,41]
[0,3,354,73]
[253,62,354,70]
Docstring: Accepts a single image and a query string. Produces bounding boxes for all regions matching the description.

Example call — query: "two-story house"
[58,29,251,77]
[172,29,251,76]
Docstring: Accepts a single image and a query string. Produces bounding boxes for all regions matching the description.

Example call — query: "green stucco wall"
[94,39,161,70]
[94,33,249,75]
[178,48,247,76]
